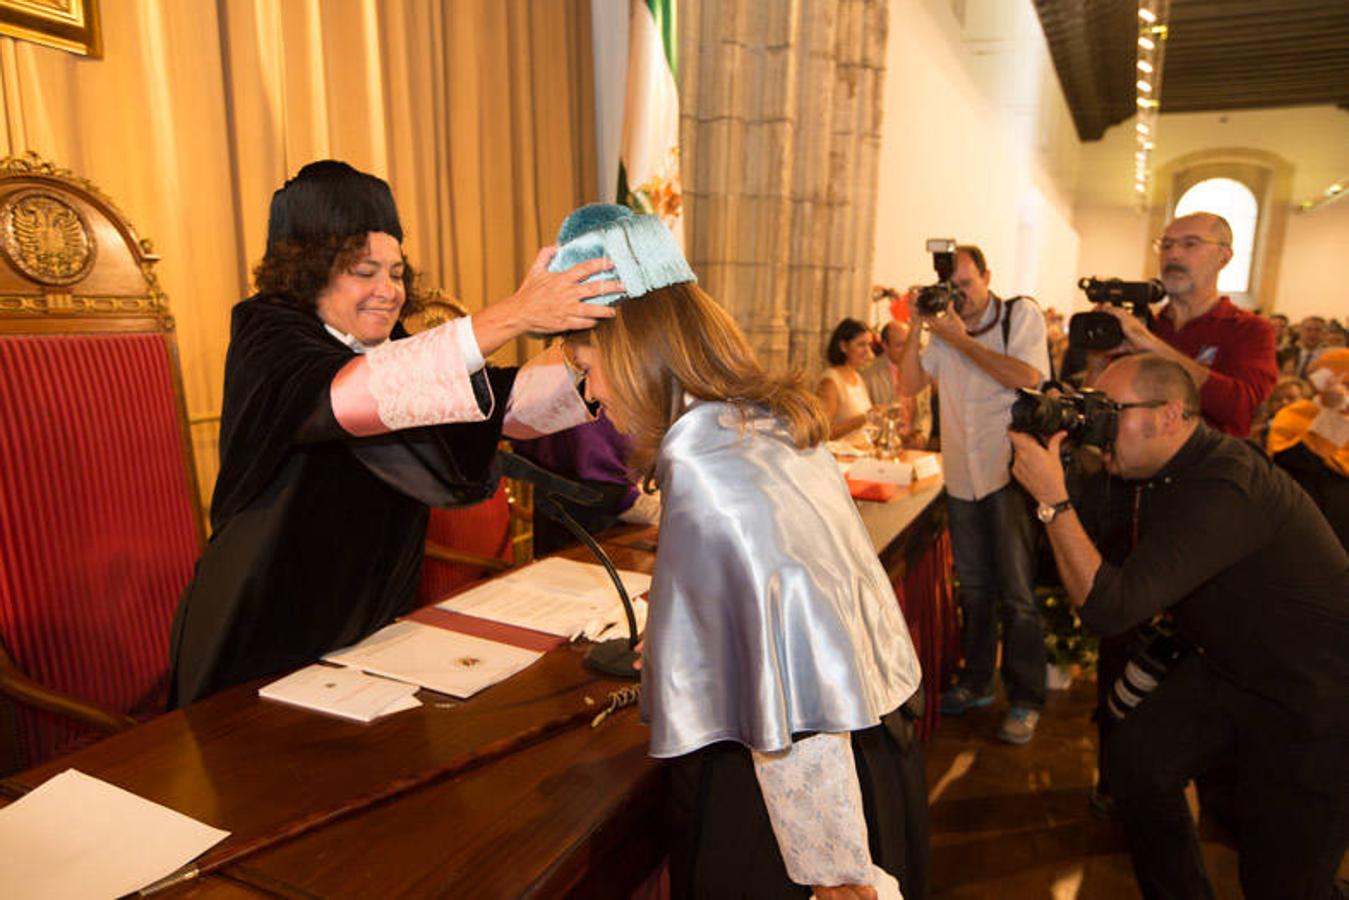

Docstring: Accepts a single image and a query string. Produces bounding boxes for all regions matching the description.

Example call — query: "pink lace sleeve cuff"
[329,324,491,436]
[503,344,593,439]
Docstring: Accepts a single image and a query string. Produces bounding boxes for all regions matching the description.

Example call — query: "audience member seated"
[1294,315,1327,377]
[1248,373,1312,448]
[1267,348,1349,549]
[818,317,880,444]
[863,320,931,449]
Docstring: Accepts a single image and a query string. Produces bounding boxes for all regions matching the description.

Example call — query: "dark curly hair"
[252,234,424,316]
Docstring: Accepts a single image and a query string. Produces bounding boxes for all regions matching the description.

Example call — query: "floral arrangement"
[1038,587,1098,671]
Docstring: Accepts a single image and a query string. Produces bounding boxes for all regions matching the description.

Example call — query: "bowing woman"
[169,161,616,706]
[555,204,928,900]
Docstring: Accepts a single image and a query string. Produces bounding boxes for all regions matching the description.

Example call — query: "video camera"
[1067,277,1166,351]
[1009,386,1118,450]
[913,238,963,316]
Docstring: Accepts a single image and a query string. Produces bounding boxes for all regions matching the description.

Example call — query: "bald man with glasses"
[1010,353,1349,900]
[1095,211,1277,436]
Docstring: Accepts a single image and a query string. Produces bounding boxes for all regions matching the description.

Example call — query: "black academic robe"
[168,297,516,707]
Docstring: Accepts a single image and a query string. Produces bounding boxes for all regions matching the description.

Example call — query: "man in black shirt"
[1008,353,1349,900]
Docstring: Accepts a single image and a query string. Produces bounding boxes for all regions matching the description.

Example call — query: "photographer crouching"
[1008,353,1349,900]
[898,241,1052,743]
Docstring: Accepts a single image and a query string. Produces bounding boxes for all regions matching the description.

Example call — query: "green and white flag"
[620,0,683,247]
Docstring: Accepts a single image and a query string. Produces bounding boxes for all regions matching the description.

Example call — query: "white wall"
[1276,198,1349,323]
[873,0,1082,319]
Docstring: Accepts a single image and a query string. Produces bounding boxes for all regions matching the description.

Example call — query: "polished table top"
[2,476,945,898]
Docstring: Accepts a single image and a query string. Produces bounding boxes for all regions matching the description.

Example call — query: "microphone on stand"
[498,452,642,679]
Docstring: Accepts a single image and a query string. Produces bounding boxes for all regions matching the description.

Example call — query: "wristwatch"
[1036,498,1072,524]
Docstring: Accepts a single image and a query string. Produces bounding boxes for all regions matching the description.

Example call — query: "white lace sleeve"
[502,344,593,439]
[751,731,873,889]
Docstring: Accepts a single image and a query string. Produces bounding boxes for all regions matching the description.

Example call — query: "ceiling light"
[1137,60,1154,73]
[1137,80,1153,93]
[1138,8,1157,23]
[1138,36,1155,51]
[1329,183,1344,194]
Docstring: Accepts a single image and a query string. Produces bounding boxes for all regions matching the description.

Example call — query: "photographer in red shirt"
[1097,212,1276,435]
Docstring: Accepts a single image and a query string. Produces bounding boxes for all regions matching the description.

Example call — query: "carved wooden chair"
[405,291,534,604]
[0,153,203,772]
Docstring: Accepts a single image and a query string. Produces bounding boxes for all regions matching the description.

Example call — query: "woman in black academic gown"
[555,203,929,900]
[168,161,617,707]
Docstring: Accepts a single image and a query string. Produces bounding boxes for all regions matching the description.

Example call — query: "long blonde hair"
[568,283,828,487]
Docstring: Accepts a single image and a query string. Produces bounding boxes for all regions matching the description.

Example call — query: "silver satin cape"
[642,401,922,759]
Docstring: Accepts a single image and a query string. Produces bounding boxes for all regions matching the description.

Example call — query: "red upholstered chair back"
[0,154,203,771]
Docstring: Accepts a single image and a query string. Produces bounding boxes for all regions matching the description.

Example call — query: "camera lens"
[1010,390,1073,438]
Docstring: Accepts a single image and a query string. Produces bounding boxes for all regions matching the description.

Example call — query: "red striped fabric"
[415,479,514,604]
[892,528,958,741]
[0,334,199,767]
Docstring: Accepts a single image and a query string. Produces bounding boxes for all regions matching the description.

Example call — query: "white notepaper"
[258,664,421,723]
[848,458,914,485]
[1309,406,1349,447]
[324,620,542,699]
[0,769,229,900]
[438,556,651,638]
[911,452,942,480]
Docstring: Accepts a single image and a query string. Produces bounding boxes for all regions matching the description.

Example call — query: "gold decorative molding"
[0,0,101,58]
[0,292,168,318]
[0,189,96,285]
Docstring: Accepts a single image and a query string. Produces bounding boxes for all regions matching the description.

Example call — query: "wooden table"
[2,480,950,898]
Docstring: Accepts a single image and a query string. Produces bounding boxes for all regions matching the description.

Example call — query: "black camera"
[1068,277,1166,351]
[1009,387,1118,449]
[913,238,963,316]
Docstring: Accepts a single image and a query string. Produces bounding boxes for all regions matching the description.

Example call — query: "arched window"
[1174,177,1258,293]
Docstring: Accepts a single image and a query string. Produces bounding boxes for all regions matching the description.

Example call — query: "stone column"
[680,0,888,373]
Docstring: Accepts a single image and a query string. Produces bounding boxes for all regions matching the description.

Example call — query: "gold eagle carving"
[0,190,96,286]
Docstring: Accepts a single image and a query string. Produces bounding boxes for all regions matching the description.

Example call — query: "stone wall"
[680,0,888,373]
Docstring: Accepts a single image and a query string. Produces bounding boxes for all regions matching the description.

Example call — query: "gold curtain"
[0,0,596,505]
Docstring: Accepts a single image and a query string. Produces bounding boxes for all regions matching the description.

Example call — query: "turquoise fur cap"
[548,203,695,305]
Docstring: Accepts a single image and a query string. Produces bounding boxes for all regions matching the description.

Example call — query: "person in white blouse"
[818,318,880,442]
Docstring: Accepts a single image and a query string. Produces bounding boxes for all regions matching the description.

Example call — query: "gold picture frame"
[0,0,101,58]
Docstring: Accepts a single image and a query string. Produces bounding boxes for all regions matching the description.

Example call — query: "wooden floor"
[923,676,1244,899]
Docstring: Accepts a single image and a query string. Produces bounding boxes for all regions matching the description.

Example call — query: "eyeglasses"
[1152,236,1231,252]
[1112,398,1198,419]
[1111,399,1168,413]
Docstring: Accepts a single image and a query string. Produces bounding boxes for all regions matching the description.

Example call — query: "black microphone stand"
[536,494,642,679]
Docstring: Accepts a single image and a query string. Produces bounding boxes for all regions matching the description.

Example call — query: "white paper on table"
[0,769,229,900]
[438,556,651,638]
[1309,406,1349,447]
[910,452,942,480]
[258,664,421,723]
[848,458,914,485]
[324,620,542,699]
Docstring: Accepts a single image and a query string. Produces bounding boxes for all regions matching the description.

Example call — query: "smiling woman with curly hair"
[168,161,618,706]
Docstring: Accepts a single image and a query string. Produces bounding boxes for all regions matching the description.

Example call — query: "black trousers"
[667,711,929,899]
[1108,653,1349,899]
